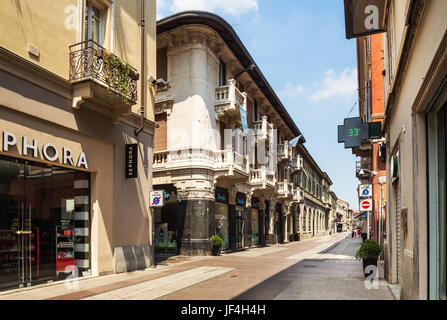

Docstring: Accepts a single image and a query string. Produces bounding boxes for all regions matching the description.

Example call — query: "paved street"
[0,233,394,300]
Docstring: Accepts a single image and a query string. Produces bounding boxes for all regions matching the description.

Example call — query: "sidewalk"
[0,233,394,300]
[272,236,395,300]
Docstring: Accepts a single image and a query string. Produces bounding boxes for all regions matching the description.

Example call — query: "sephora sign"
[2,131,88,169]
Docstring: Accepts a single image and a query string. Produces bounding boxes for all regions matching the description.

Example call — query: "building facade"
[353,32,387,246]
[0,0,156,291]
[152,11,336,256]
[381,0,447,300]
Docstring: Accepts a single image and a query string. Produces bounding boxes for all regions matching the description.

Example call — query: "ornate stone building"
[152,11,336,256]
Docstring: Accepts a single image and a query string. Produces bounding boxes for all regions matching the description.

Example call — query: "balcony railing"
[277,142,291,161]
[249,168,275,189]
[292,186,304,203]
[215,79,247,118]
[253,116,274,141]
[277,181,293,198]
[69,40,138,105]
[291,155,303,172]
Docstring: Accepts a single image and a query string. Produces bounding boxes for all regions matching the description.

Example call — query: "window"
[157,47,168,80]
[219,60,227,87]
[254,99,258,122]
[84,0,104,45]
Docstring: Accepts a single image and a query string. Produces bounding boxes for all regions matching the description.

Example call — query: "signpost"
[150,191,164,208]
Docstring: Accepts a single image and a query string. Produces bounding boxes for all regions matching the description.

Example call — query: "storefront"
[153,185,178,254]
[250,197,260,245]
[0,154,91,290]
[235,192,246,249]
[215,187,229,250]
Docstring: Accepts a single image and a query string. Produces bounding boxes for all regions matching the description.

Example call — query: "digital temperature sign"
[338,117,369,149]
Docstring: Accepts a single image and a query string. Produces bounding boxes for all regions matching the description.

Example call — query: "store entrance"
[0,156,89,290]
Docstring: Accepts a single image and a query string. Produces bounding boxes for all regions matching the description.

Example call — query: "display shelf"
[55,225,75,275]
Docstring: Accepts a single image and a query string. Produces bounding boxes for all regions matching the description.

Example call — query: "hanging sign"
[359,184,373,198]
[125,144,138,179]
[240,105,248,133]
[343,0,388,39]
[360,199,372,212]
[338,117,369,149]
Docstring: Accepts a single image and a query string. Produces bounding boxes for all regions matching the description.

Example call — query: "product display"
[55,223,75,275]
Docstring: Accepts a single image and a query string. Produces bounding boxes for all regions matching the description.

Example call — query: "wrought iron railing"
[69,40,138,103]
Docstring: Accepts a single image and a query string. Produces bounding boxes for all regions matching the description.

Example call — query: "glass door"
[0,158,24,289]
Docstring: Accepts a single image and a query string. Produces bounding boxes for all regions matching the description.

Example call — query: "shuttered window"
[154,113,167,152]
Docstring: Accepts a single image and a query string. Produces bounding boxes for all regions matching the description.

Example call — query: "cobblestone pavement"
[0,233,394,300]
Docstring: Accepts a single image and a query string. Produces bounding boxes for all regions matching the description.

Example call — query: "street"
[0,233,394,300]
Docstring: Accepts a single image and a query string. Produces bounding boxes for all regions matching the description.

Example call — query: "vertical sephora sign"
[125,144,138,179]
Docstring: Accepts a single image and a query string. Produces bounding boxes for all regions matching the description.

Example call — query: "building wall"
[383,0,447,300]
[0,0,156,121]
[0,0,157,278]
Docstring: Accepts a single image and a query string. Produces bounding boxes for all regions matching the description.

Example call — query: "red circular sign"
[361,201,371,210]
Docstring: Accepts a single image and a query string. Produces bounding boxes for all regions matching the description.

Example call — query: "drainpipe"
[135,0,145,137]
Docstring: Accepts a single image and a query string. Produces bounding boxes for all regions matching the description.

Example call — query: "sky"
[157,0,360,210]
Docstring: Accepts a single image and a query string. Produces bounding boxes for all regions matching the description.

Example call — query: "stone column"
[177,189,215,256]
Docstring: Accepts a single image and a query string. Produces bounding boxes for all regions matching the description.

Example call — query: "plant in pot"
[355,239,382,278]
[210,235,223,256]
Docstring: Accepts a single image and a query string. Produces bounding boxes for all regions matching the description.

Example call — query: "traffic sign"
[360,199,372,211]
[359,184,372,198]
[150,191,164,207]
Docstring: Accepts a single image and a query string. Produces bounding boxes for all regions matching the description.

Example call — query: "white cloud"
[156,13,164,20]
[279,82,304,100]
[170,0,259,16]
[309,68,357,103]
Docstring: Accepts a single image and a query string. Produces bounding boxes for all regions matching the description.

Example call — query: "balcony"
[277,181,293,198]
[253,116,274,141]
[292,186,304,203]
[214,148,249,176]
[249,168,276,190]
[69,40,139,123]
[291,155,303,172]
[215,79,247,119]
[153,148,249,177]
[277,142,292,162]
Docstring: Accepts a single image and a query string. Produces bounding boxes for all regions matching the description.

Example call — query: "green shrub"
[355,239,382,260]
[211,235,223,247]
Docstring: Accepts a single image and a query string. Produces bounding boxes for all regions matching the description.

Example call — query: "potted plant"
[355,239,382,278]
[210,235,223,256]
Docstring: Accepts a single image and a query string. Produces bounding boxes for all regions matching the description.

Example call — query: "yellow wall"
[0,0,156,122]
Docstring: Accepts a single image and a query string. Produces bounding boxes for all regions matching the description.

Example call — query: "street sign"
[359,184,372,198]
[360,199,372,212]
[150,191,164,207]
